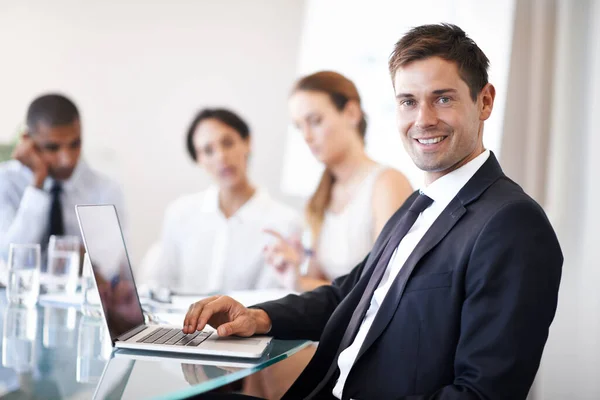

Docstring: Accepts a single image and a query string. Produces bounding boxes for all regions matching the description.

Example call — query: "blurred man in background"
[0,93,125,263]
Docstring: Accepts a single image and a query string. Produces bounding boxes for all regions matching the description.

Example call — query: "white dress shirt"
[147,186,302,294]
[333,150,490,399]
[0,159,125,262]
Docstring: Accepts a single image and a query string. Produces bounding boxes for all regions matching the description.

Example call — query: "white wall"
[535,1,600,398]
[0,0,306,267]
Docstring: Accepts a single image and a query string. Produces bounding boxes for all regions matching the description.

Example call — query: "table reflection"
[2,304,37,373]
[76,314,112,384]
[0,296,99,399]
[43,306,77,349]
[0,290,310,399]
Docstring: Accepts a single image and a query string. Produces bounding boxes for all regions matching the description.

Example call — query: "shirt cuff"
[248,305,273,334]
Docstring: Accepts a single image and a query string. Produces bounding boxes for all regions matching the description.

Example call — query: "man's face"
[30,120,82,181]
[394,56,495,183]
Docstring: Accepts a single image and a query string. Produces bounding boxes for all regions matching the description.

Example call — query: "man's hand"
[11,134,48,188]
[182,295,272,337]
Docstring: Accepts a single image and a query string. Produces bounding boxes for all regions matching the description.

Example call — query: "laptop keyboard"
[136,328,212,347]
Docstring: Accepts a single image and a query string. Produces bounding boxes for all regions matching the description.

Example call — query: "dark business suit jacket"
[254,153,563,400]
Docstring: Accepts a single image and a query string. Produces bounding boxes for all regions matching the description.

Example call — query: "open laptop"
[75,204,272,358]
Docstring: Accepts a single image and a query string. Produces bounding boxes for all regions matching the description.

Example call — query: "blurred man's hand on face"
[12,134,49,188]
[24,121,82,184]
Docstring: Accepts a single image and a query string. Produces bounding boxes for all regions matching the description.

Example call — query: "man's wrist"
[251,309,272,334]
[32,173,46,189]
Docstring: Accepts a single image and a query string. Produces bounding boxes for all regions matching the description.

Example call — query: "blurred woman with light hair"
[264,71,413,291]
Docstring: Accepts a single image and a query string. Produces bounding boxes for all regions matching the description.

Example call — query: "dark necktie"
[48,182,65,238]
[314,193,434,397]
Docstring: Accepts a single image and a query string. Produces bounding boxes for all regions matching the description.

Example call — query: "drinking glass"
[46,235,81,295]
[6,244,41,306]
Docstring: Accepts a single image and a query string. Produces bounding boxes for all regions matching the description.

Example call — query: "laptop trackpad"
[200,335,269,352]
[214,338,262,345]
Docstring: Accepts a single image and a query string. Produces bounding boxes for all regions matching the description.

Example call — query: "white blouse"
[316,165,387,280]
[146,186,302,294]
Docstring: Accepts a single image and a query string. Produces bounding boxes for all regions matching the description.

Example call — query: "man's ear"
[479,83,496,121]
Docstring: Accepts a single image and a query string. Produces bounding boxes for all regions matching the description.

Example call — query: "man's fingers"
[183,304,196,332]
[184,302,202,332]
[188,295,221,328]
[196,296,234,331]
[184,297,253,337]
[183,296,220,333]
[217,317,252,337]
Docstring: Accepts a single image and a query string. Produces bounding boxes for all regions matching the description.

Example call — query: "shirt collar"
[201,185,269,223]
[43,159,88,193]
[421,150,490,206]
[237,189,270,222]
[201,185,220,213]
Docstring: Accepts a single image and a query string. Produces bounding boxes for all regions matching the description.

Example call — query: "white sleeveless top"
[316,165,387,280]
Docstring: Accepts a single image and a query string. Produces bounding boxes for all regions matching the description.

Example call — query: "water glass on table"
[6,243,41,307]
[46,235,81,295]
[81,252,102,317]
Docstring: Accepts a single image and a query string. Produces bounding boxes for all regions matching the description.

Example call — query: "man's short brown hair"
[389,23,489,102]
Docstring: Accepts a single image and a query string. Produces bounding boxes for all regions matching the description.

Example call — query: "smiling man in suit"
[182,24,563,400]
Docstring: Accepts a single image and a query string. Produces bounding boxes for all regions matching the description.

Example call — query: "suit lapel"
[301,214,411,400]
[352,152,506,362]
[354,200,466,362]
[302,200,425,399]
[331,229,401,349]
[335,214,406,322]
[357,191,420,280]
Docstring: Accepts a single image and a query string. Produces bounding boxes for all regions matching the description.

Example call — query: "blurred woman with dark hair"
[144,108,301,293]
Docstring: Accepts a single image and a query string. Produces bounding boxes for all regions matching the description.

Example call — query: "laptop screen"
[76,205,145,343]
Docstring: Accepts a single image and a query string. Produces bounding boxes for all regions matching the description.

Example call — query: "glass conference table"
[0,290,310,399]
